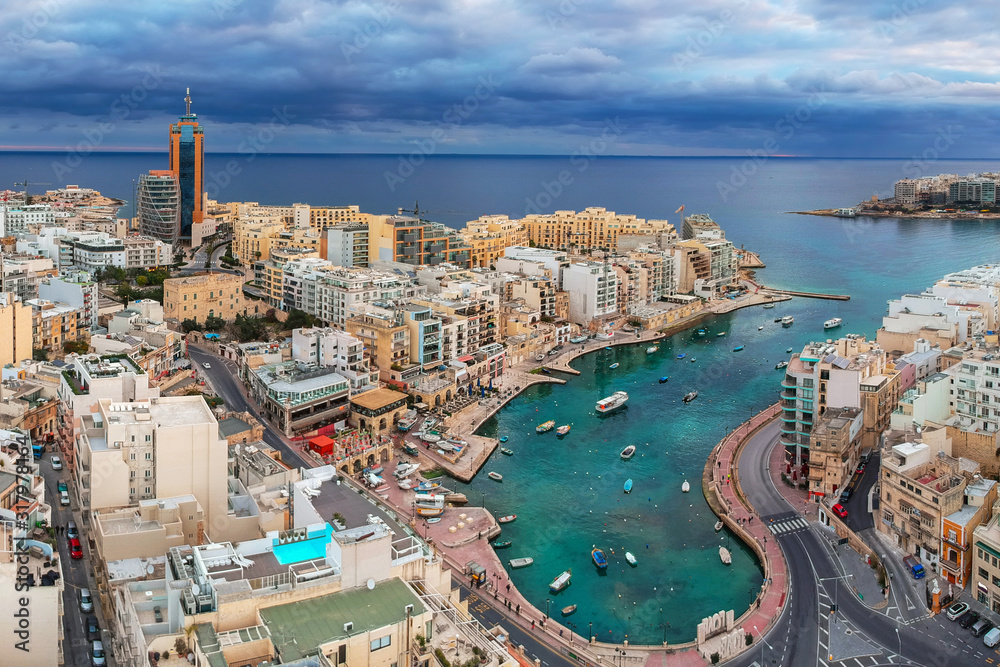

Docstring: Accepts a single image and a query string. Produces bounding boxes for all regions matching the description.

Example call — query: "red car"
[856,464,866,475]
[831,504,848,518]
[69,537,83,559]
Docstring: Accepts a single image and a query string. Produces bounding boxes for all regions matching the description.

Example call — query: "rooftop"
[218,416,252,438]
[349,387,408,411]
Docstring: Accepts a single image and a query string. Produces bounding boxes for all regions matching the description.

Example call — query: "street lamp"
[545,598,551,621]
[753,624,772,665]
[895,627,901,656]
[567,621,576,644]
[589,621,593,643]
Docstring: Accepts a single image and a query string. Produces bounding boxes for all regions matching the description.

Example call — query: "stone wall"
[948,425,1000,476]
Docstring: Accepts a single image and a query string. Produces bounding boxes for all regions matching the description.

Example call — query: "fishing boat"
[394,462,421,478]
[719,547,732,565]
[499,436,509,443]
[786,347,793,353]
[509,557,533,569]
[549,570,572,592]
[595,391,629,414]
[716,331,726,337]
[681,480,690,493]
[763,302,775,309]
[415,481,440,492]
[421,433,441,443]
[824,317,843,329]
[536,420,556,433]
[781,315,794,327]
[676,353,686,359]
[501,447,514,456]
[775,361,788,369]
[774,317,782,323]
[624,478,633,493]
[426,518,441,524]
[683,390,699,403]
[620,444,636,460]
[659,376,669,383]
[561,605,577,616]
[646,346,658,354]
[488,472,503,482]
[625,552,637,566]
[733,345,745,352]
[609,362,619,369]
[715,520,724,532]
[556,425,571,436]
[497,514,517,524]
[397,410,419,431]
[492,540,512,549]
[591,548,609,569]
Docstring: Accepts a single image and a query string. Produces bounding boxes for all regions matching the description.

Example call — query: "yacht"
[824,317,843,329]
[596,391,629,414]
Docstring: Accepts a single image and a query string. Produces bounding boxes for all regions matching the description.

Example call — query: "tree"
[181,319,201,333]
[284,308,318,330]
[203,315,225,331]
[135,275,148,286]
[233,314,268,342]
[32,348,48,361]
[63,340,90,355]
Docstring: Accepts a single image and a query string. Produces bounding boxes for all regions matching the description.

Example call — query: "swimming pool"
[272,524,333,565]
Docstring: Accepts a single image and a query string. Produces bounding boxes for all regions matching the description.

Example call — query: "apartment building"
[28,298,85,351]
[232,217,285,263]
[971,499,1000,613]
[345,305,411,382]
[309,204,371,229]
[0,291,32,367]
[523,207,673,252]
[806,407,863,500]
[941,476,996,587]
[562,261,619,325]
[498,246,569,282]
[38,271,99,330]
[894,179,918,205]
[402,303,443,370]
[674,237,737,297]
[291,327,378,392]
[0,255,56,303]
[461,214,529,268]
[247,361,351,435]
[681,213,726,240]
[294,267,413,327]
[508,276,557,319]
[0,203,55,236]
[368,214,472,267]
[877,293,971,355]
[163,272,245,323]
[261,246,322,307]
[323,222,370,267]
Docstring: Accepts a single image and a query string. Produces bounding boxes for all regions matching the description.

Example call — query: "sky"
[1,0,999,157]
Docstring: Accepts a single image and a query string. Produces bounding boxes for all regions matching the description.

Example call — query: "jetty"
[762,288,850,301]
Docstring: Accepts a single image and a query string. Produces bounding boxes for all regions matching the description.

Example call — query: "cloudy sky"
[1,0,998,156]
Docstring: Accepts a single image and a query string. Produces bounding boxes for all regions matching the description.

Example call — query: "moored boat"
[609,362,619,369]
[786,347,793,353]
[659,376,669,383]
[509,557,533,568]
[562,604,577,616]
[696,328,706,337]
[733,345,745,352]
[683,390,698,403]
[824,317,843,329]
[681,480,690,493]
[492,540,512,549]
[676,353,686,359]
[556,425,571,436]
[499,436,509,443]
[763,302,775,309]
[625,552,637,566]
[624,478,633,493]
[717,331,726,337]
[775,361,788,369]
[591,548,608,569]
[646,346,658,354]
[488,471,503,482]
[758,326,764,330]
[549,570,572,592]
[620,444,636,460]
[498,514,516,524]
[500,447,514,456]
[536,420,556,433]
[595,391,629,414]
[690,357,696,362]
[720,547,732,565]
[781,315,794,327]
[715,520,723,532]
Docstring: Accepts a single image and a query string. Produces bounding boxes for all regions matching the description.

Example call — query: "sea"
[5,151,1000,643]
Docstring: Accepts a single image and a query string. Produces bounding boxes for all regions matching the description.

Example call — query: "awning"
[979,582,989,593]
[456,355,475,363]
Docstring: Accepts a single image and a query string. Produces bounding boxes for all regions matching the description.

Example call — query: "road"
[187,345,308,469]
[728,419,993,666]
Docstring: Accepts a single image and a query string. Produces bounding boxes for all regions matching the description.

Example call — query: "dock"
[762,288,850,301]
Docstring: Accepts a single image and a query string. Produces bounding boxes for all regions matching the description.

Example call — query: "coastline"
[789,208,1000,220]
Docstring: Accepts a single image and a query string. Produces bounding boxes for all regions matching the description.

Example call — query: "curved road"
[728,418,963,667]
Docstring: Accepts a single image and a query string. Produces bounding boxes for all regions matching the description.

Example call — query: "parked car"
[984,627,1000,648]
[59,491,70,506]
[78,588,93,613]
[972,618,994,638]
[50,455,62,470]
[839,489,851,503]
[946,601,970,621]
[67,520,78,539]
[85,615,100,641]
[831,503,848,518]
[959,610,980,628]
[69,538,83,559]
[855,464,866,475]
[57,480,68,494]
[90,640,106,667]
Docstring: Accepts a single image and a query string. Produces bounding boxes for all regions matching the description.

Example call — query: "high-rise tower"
[169,88,204,240]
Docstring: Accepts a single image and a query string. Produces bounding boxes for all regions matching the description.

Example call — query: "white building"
[324,223,370,268]
[0,204,55,236]
[499,246,569,284]
[38,272,99,330]
[562,261,618,325]
[291,327,378,392]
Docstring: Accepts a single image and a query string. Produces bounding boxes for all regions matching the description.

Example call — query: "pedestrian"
[531,620,535,630]
[517,604,520,614]
[506,583,511,592]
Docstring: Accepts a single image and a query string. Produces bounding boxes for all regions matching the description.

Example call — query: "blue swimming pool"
[272,524,333,565]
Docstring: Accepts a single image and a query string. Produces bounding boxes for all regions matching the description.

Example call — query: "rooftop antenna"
[184,88,192,116]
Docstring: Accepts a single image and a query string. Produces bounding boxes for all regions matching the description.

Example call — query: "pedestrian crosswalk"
[767,516,810,535]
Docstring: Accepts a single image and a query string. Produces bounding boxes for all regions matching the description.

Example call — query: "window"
[145,486,151,494]
[145,470,151,478]
[130,470,135,478]
[982,567,991,579]
[145,434,151,442]
[130,452,135,460]
[949,530,957,542]
[370,635,391,652]
[145,452,152,460]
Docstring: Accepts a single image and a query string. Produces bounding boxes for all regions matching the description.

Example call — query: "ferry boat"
[781,315,794,327]
[591,548,608,569]
[536,420,556,433]
[775,361,789,370]
[824,317,843,329]
[549,570,572,592]
[683,390,698,403]
[596,391,629,414]
[556,425,571,436]
[509,557,533,569]
[620,444,636,460]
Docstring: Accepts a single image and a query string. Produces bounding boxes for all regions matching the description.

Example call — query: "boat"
[445,493,468,505]
[774,317,782,323]
[758,326,764,330]
[426,518,441,524]
[415,481,440,492]
[403,444,419,456]
[421,432,441,443]
[696,329,706,337]
[682,480,690,493]
[624,478,633,493]
[605,346,612,351]
[492,540,512,549]
[775,361,788,370]
[501,447,514,456]
[536,420,556,433]
[716,331,726,337]
[595,391,629,414]
[591,548,608,569]
[499,436,509,443]
[414,493,446,516]
[719,547,732,565]
[397,410,419,431]
[556,425,571,436]
[536,354,545,361]
[763,302,775,309]
[824,317,843,329]
[786,347,793,353]
[509,557,533,569]
[497,514,516,524]
[394,462,420,478]
[733,345,744,352]
[415,506,443,517]
[683,391,698,403]
[549,570,572,592]
[690,357,696,363]
[781,315,794,327]
[646,346,658,354]
[609,362,619,369]
[676,353,686,359]
[561,605,577,616]
[570,335,588,344]
[715,520,724,532]
[625,552,637,566]
[620,444,636,460]
[659,376,669,383]
[488,472,503,482]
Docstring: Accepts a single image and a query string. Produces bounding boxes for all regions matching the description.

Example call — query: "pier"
[762,288,850,301]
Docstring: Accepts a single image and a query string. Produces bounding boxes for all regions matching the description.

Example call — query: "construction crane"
[397,201,477,220]
[13,179,51,195]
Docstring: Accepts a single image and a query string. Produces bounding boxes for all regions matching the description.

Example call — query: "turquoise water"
[273,524,332,564]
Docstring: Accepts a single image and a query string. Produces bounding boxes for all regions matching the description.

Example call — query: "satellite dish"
[146,565,154,575]
[192,584,201,596]
[366,578,375,591]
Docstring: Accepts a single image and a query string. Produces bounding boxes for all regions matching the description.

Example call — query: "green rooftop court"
[259,578,426,661]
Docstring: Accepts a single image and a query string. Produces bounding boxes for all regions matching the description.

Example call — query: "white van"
[984,627,1000,648]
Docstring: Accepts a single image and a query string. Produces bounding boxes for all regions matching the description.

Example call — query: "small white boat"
[824,317,843,330]
[781,315,794,327]
[556,425,571,436]
[625,552,637,566]
[421,433,441,443]
[497,514,517,524]
[758,326,764,331]
[620,445,636,460]
[720,547,732,565]
[488,472,503,482]
[646,346,658,354]
[683,391,698,403]
[681,480,690,493]
[715,520,723,532]
[549,570,572,592]
[394,462,421,478]
[509,557,533,569]
[763,303,775,309]
[426,517,441,524]
[609,362,619,369]
[787,347,793,353]
[775,361,788,369]
[596,391,629,414]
